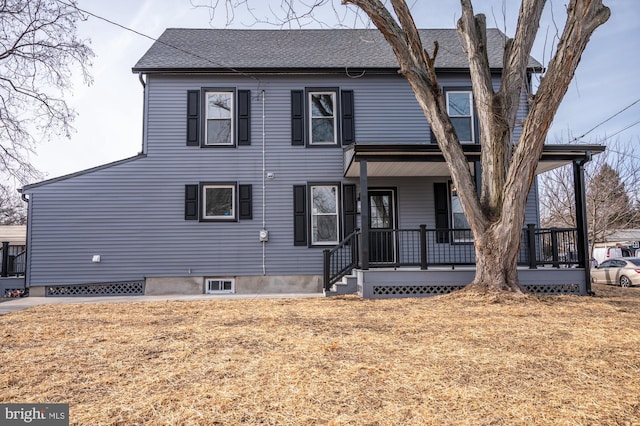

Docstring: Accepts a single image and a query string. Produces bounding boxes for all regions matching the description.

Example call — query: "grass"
[1,283,639,425]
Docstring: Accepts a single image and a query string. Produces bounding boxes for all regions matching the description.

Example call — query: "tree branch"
[504,0,610,227]
[345,0,487,232]
[0,0,93,182]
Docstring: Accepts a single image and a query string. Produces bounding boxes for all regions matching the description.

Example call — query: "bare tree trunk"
[473,223,523,292]
[345,0,609,293]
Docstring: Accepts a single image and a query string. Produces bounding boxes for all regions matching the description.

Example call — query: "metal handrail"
[323,229,360,290]
[1,242,26,277]
[322,226,581,290]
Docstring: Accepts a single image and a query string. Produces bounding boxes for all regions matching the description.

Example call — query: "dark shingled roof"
[132,28,541,73]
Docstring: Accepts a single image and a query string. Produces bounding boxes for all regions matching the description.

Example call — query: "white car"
[591,257,640,287]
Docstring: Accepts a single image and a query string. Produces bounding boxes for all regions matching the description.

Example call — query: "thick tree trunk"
[345,0,610,293]
[468,222,523,293]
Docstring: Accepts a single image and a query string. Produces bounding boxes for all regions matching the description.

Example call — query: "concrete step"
[324,274,358,296]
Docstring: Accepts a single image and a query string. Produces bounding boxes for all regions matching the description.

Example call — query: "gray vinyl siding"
[23,72,540,287]
[362,176,539,230]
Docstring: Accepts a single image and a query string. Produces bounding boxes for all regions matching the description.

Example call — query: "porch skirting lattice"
[372,284,466,297]
[45,280,145,297]
[522,283,581,294]
[372,283,582,297]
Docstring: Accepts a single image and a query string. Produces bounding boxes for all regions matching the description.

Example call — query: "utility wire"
[569,96,640,143]
[59,0,640,142]
[54,0,262,83]
[596,118,640,145]
[607,148,640,162]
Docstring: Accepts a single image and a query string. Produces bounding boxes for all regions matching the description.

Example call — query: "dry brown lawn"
[1,284,639,425]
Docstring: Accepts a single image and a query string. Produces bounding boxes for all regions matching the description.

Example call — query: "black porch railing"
[323,229,359,288]
[323,226,580,290]
[1,242,26,277]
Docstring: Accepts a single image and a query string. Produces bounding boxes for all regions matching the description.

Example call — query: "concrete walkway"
[0,292,324,316]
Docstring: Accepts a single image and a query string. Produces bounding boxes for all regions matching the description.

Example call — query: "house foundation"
[145,275,323,295]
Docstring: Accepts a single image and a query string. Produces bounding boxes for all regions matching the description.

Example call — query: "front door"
[368,189,396,264]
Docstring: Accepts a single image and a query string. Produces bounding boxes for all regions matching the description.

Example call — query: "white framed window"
[308,92,337,145]
[205,91,233,145]
[451,185,472,243]
[206,278,235,294]
[202,184,235,220]
[446,91,474,143]
[311,185,339,245]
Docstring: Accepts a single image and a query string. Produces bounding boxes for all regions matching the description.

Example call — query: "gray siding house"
[21,29,600,298]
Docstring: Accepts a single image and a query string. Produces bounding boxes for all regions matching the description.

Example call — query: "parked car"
[591,257,640,287]
[592,247,623,266]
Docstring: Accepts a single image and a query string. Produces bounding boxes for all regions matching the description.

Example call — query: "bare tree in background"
[205,0,610,293]
[0,184,26,225]
[0,0,93,183]
[540,139,640,252]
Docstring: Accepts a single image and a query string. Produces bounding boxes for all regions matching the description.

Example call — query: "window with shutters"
[293,183,354,247]
[291,88,353,147]
[185,183,251,222]
[186,88,250,147]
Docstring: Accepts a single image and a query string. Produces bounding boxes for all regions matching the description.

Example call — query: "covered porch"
[324,143,605,298]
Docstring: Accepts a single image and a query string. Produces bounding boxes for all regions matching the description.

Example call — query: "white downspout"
[262,89,266,276]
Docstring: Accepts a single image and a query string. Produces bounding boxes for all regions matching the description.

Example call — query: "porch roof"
[343,143,605,177]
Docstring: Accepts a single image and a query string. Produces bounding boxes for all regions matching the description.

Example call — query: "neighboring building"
[593,229,640,257]
[20,29,601,298]
[0,225,26,246]
[0,225,27,294]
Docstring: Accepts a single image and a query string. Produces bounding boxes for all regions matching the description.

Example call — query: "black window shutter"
[185,184,199,220]
[291,90,305,146]
[186,91,199,146]
[293,185,307,245]
[430,127,437,144]
[343,184,357,237]
[341,90,355,146]
[238,90,251,146]
[239,184,252,219]
[434,182,449,243]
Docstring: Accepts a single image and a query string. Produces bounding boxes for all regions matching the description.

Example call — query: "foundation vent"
[46,281,145,297]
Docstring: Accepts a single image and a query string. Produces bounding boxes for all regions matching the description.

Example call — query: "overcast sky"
[29,0,640,181]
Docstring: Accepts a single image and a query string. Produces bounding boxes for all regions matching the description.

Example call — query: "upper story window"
[446,91,474,144]
[291,88,354,147]
[186,88,250,148]
[310,185,339,245]
[309,92,337,145]
[205,92,234,146]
